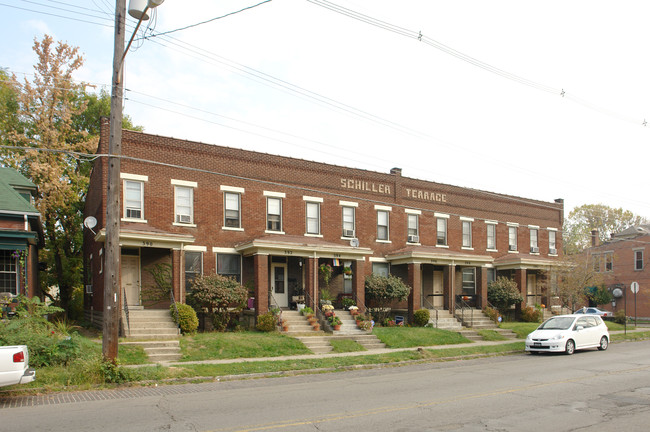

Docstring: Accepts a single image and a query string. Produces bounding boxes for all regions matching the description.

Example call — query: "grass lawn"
[476,329,508,341]
[498,322,539,338]
[178,332,311,361]
[373,327,470,348]
[329,339,366,353]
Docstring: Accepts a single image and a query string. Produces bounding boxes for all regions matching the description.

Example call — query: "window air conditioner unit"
[343,229,355,237]
[407,235,419,243]
[85,284,93,294]
[509,245,517,251]
[530,246,539,253]
[549,248,557,255]
[178,214,192,223]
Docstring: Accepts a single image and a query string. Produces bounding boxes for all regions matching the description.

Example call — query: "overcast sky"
[2,0,649,219]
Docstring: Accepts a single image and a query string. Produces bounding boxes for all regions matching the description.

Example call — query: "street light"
[104,0,165,363]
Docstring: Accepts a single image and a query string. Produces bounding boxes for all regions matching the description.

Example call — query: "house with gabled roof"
[0,167,43,298]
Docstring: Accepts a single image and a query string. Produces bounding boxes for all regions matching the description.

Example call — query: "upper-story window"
[341,203,356,238]
[508,225,518,251]
[593,254,601,272]
[172,180,196,224]
[375,206,390,241]
[306,201,321,235]
[549,230,557,254]
[436,214,448,246]
[486,221,497,250]
[604,251,613,272]
[406,210,420,243]
[264,191,285,233]
[635,249,644,271]
[221,186,244,229]
[529,227,539,253]
[121,173,148,221]
[462,219,473,248]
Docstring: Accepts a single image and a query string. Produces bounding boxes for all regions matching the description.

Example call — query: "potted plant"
[349,305,359,316]
[341,297,356,310]
[301,306,313,316]
[282,320,289,332]
[343,266,352,276]
[311,322,320,331]
[328,315,342,330]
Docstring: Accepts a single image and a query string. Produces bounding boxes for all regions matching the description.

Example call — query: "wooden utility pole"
[103,0,126,363]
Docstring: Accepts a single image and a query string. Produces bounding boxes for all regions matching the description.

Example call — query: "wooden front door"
[271,263,288,308]
[121,255,141,306]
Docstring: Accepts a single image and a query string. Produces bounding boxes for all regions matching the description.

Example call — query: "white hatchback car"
[525,314,610,355]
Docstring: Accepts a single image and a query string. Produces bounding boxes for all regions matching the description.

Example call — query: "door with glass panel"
[271,263,288,308]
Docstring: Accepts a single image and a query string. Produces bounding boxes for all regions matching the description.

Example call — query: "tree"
[564,204,648,254]
[487,276,524,314]
[72,89,143,136]
[364,274,411,323]
[187,274,247,331]
[554,253,604,312]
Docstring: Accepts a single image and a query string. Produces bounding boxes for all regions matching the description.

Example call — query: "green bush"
[614,310,627,324]
[413,309,430,327]
[301,307,313,316]
[170,303,198,334]
[520,306,543,323]
[256,312,277,332]
[483,306,500,323]
[365,274,411,323]
[187,274,248,332]
[488,277,524,314]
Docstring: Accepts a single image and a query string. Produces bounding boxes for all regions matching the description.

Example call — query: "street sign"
[631,281,639,294]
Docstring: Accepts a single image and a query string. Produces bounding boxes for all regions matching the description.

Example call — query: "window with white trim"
[372,262,389,276]
[407,214,418,241]
[306,202,320,235]
[487,223,497,250]
[462,221,472,248]
[342,206,355,237]
[508,226,518,251]
[549,230,557,254]
[604,252,613,272]
[635,249,644,271]
[530,228,538,252]
[217,253,241,282]
[436,218,447,246]
[0,250,18,295]
[124,180,144,219]
[175,186,193,224]
[267,197,282,232]
[593,254,601,272]
[224,192,241,228]
[377,210,389,241]
[185,251,203,292]
[461,268,476,294]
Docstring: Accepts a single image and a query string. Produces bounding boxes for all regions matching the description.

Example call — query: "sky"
[1,0,650,220]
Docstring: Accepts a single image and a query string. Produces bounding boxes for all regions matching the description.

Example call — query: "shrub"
[365,274,411,322]
[614,310,627,324]
[483,306,500,323]
[256,312,277,332]
[488,277,524,314]
[341,298,356,309]
[520,306,543,323]
[301,307,313,316]
[328,315,342,326]
[170,303,198,334]
[187,274,248,332]
[413,309,430,327]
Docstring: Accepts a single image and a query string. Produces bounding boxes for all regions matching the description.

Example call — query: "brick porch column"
[305,257,318,310]
[445,264,456,313]
[172,249,182,303]
[407,263,421,323]
[477,266,489,309]
[354,259,366,313]
[514,268,527,317]
[254,254,269,316]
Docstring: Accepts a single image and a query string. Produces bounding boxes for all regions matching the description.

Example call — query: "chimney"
[390,167,402,176]
[591,229,599,247]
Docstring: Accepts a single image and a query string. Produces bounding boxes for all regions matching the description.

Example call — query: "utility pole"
[103,0,126,363]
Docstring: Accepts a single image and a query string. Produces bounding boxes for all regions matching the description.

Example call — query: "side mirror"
[575,325,584,331]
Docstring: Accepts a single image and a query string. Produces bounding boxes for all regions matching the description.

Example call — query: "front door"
[121,255,141,306]
[433,271,444,308]
[527,273,539,306]
[271,263,288,308]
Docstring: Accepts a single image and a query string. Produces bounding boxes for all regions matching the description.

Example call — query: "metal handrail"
[122,290,130,336]
[422,295,439,328]
[485,300,499,324]
[455,297,473,327]
[268,290,283,328]
[169,287,181,332]
[304,289,326,331]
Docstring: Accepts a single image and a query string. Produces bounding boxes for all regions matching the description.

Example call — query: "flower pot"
[333,324,341,331]
[312,323,320,331]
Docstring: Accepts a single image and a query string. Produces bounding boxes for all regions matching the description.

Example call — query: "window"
[266,197,282,232]
[436,218,447,246]
[0,250,18,294]
[462,221,472,248]
[592,254,601,272]
[342,206,355,237]
[508,226,518,251]
[461,268,476,294]
[124,180,144,219]
[549,230,557,254]
[530,228,538,252]
[487,223,496,250]
[217,253,241,282]
[372,262,389,276]
[487,268,496,285]
[306,202,320,235]
[377,210,389,241]
[605,252,613,272]
[175,186,193,223]
[184,252,202,291]
[407,214,419,241]
[635,250,644,271]
[224,192,241,228]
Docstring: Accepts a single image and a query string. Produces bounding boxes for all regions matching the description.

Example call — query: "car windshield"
[538,317,575,330]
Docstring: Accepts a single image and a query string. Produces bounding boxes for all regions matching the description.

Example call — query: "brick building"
[83,118,564,328]
[587,226,650,319]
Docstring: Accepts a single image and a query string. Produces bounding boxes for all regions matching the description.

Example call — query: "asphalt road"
[4,340,650,432]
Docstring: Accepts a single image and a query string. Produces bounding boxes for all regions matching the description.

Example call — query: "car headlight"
[550,333,564,340]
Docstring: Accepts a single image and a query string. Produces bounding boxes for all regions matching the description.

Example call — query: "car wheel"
[565,339,575,355]
[598,336,608,351]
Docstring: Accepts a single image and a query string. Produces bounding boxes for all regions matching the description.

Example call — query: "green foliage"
[143,263,173,305]
[170,302,198,334]
[330,339,366,353]
[187,274,247,332]
[341,297,356,308]
[487,277,523,314]
[372,327,470,348]
[587,285,613,306]
[364,274,411,322]
[13,295,64,318]
[613,310,627,324]
[301,307,313,316]
[413,309,430,327]
[255,312,277,332]
[483,306,500,323]
[99,360,130,384]
[319,263,333,287]
[520,306,543,323]
[328,315,342,326]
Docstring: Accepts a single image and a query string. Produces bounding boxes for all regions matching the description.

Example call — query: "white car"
[573,307,613,318]
[0,345,36,387]
[525,314,610,355]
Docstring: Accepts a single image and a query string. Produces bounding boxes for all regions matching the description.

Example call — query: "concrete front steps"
[455,308,517,339]
[121,308,181,362]
[281,310,319,335]
[427,309,463,330]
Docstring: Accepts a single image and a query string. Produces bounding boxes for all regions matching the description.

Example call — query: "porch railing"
[485,300,499,325]
[304,289,326,331]
[455,297,473,328]
[122,290,130,336]
[169,288,181,332]
[422,295,439,328]
[268,290,283,328]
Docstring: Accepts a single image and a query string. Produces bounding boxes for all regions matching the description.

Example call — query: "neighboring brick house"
[0,167,43,299]
[587,226,650,319]
[83,118,564,328]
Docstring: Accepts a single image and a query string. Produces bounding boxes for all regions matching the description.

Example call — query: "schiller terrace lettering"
[406,188,447,203]
[340,179,391,194]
